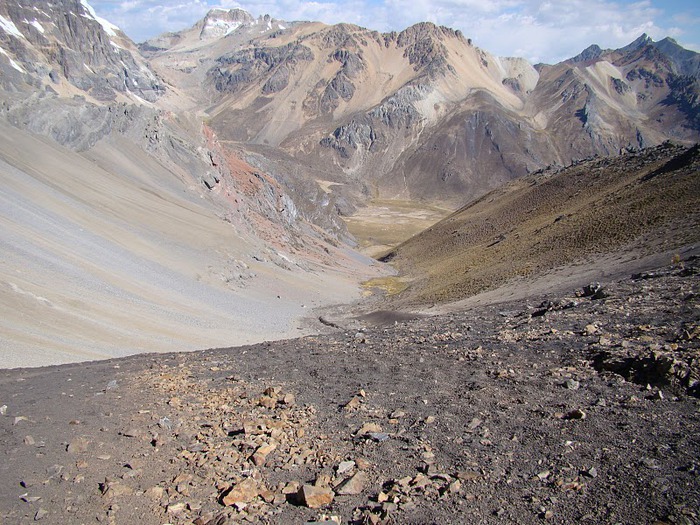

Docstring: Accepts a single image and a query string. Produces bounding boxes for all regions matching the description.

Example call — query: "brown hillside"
[382,143,700,305]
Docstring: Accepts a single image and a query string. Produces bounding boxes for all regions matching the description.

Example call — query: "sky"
[88,0,700,64]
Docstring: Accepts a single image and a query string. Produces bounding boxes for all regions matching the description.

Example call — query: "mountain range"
[0,0,698,366]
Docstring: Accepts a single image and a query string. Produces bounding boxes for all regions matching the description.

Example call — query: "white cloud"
[87,0,699,62]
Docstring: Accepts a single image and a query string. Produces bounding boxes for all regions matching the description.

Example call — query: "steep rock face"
[0,0,163,102]
[211,42,315,95]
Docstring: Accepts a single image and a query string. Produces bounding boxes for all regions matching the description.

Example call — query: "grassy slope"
[383,143,700,305]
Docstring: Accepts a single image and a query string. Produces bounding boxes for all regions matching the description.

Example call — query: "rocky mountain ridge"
[144,8,699,209]
[0,0,162,103]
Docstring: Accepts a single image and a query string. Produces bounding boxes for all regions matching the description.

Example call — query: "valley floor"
[1,256,698,524]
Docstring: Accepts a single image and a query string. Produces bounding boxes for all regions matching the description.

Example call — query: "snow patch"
[0,15,25,39]
[203,18,242,37]
[29,19,45,34]
[127,89,151,106]
[80,0,120,37]
[0,46,26,73]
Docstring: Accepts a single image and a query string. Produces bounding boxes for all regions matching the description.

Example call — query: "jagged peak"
[203,8,254,22]
[393,21,464,44]
[568,44,604,64]
[619,33,654,54]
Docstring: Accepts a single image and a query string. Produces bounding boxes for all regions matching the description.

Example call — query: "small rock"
[145,486,164,500]
[367,432,390,442]
[344,397,362,410]
[13,416,28,425]
[334,472,367,495]
[282,481,300,495]
[336,460,355,475]
[258,396,277,409]
[564,409,586,420]
[411,473,431,489]
[583,467,598,478]
[467,417,482,431]
[564,379,580,390]
[425,416,436,424]
[355,458,371,470]
[356,422,382,435]
[34,508,48,521]
[167,502,187,516]
[67,437,89,454]
[102,482,133,499]
[457,471,481,482]
[251,443,277,466]
[121,429,141,438]
[297,485,334,508]
[24,435,36,446]
[282,393,295,405]
[221,478,260,506]
[648,390,664,401]
[389,410,405,419]
[0,405,7,415]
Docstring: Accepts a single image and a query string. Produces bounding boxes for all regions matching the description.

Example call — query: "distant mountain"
[145,11,700,209]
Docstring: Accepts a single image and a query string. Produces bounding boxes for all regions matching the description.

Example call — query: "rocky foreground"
[1,258,699,524]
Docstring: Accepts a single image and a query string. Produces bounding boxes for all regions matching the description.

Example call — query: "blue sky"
[89,0,700,63]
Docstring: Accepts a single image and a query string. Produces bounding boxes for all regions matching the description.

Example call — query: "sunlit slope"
[382,143,700,305]
[0,122,371,367]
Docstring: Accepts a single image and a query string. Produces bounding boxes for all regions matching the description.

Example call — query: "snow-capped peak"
[200,8,254,39]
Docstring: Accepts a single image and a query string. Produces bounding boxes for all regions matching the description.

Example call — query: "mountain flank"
[379,142,700,306]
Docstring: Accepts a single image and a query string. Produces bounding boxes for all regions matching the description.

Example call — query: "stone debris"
[0,258,698,524]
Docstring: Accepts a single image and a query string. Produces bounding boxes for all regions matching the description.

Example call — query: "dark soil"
[1,258,699,525]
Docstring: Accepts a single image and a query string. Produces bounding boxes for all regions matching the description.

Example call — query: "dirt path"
[1,259,699,524]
